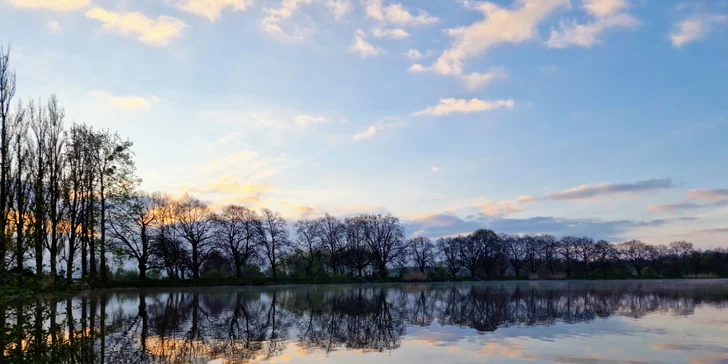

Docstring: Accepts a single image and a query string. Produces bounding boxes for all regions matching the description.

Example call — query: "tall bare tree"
[361,214,404,278]
[0,45,17,273]
[173,194,215,279]
[407,237,434,273]
[44,96,65,279]
[213,205,261,278]
[318,213,346,274]
[108,191,164,280]
[293,218,321,278]
[258,208,289,279]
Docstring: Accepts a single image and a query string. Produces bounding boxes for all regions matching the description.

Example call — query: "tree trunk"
[99,183,106,283]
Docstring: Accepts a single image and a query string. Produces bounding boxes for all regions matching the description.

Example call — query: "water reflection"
[2,280,728,363]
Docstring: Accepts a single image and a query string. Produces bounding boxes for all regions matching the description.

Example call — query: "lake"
[3,280,728,363]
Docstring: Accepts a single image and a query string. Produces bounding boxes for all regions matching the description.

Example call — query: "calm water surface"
[5,280,728,363]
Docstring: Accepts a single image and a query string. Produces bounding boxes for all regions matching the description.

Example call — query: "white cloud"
[669,14,728,48]
[325,0,351,20]
[412,98,514,117]
[582,0,628,18]
[85,7,186,45]
[8,0,89,11]
[353,117,403,141]
[364,0,437,26]
[372,27,409,39]
[294,114,326,127]
[353,125,378,141]
[174,0,253,22]
[46,21,62,33]
[547,0,639,49]
[88,90,159,111]
[412,0,567,90]
[431,166,439,172]
[261,0,315,42]
[349,29,381,57]
[476,200,524,217]
[405,48,423,60]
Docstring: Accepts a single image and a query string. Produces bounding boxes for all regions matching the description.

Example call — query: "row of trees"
[1,45,726,284]
[107,194,728,280]
[0,46,134,284]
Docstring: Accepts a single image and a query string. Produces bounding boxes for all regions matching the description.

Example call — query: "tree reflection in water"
[1,280,727,363]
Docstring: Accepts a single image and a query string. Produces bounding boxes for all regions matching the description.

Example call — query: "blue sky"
[1,0,727,246]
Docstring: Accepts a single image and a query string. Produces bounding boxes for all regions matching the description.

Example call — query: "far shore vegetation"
[1,45,727,304]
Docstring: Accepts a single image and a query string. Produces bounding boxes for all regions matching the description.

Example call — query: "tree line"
[2,45,727,286]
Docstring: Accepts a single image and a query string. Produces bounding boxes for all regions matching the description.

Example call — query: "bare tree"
[437,236,462,277]
[470,229,498,276]
[213,205,261,278]
[258,208,289,279]
[153,195,188,279]
[294,218,322,277]
[44,96,65,279]
[559,236,579,277]
[619,240,653,276]
[668,241,693,273]
[0,45,16,272]
[506,235,528,277]
[108,191,164,280]
[12,104,29,272]
[407,237,434,273]
[540,234,559,275]
[361,214,405,278]
[173,194,215,279]
[649,244,669,276]
[593,240,617,276]
[575,237,596,276]
[318,214,346,274]
[344,216,370,277]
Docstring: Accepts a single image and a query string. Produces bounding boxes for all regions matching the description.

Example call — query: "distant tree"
[318,214,346,274]
[213,205,262,278]
[258,208,289,279]
[668,241,694,274]
[173,194,215,279]
[524,235,544,275]
[344,216,370,277]
[559,237,579,277]
[361,214,405,278]
[506,235,528,277]
[619,240,653,276]
[407,237,434,273]
[437,236,462,276]
[593,240,618,276]
[107,191,164,280]
[575,237,596,275]
[540,234,560,275]
[0,45,16,273]
[470,229,498,276]
[293,218,322,277]
[649,244,669,276]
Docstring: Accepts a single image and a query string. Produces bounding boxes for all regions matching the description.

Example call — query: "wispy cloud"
[174,0,253,22]
[411,0,567,90]
[412,98,514,117]
[8,0,89,11]
[546,178,673,201]
[261,0,315,42]
[669,13,728,48]
[46,21,62,33]
[85,7,186,45]
[325,0,351,20]
[364,0,437,26]
[547,0,638,48]
[686,189,728,201]
[371,27,409,39]
[88,90,159,111]
[647,188,728,213]
[352,117,403,141]
[349,29,381,58]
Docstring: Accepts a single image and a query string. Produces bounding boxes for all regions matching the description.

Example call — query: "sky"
[0,0,727,247]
